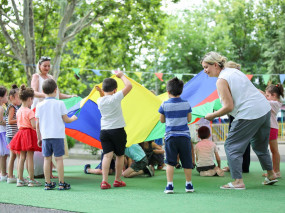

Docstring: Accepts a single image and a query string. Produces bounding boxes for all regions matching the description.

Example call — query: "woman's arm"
[31,74,46,99]
[205,79,234,121]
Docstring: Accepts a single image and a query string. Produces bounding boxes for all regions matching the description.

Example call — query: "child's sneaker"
[7,177,17,183]
[17,179,28,187]
[164,185,174,194]
[185,183,194,193]
[144,165,154,177]
[84,164,90,174]
[28,180,42,187]
[0,175,8,182]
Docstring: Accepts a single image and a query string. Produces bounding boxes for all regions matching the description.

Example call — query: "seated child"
[195,126,224,177]
[139,141,165,170]
[122,144,154,178]
[84,152,115,175]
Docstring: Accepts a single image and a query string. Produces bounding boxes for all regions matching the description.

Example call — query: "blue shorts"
[42,138,65,157]
[154,138,163,146]
[165,136,193,169]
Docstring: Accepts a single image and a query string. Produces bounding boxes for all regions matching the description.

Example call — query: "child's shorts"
[131,156,148,172]
[269,128,278,141]
[100,128,127,156]
[196,164,215,173]
[42,138,65,157]
[165,136,193,169]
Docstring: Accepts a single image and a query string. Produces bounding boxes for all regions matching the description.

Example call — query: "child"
[9,85,42,187]
[84,152,115,175]
[139,141,165,170]
[122,144,154,178]
[261,83,284,178]
[195,126,224,177]
[35,79,77,190]
[0,86,9,181]
[6,85,21,184]
[159,77,194,194]
[97,71,132,189]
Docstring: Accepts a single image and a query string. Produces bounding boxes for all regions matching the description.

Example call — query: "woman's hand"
[205,113,216,121]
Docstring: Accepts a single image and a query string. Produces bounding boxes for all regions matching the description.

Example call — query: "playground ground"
[0,143,285,213]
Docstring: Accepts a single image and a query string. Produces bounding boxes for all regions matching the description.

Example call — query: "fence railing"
[211,122,285,142]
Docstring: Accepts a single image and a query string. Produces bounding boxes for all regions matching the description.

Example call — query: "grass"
[0,161,284,213]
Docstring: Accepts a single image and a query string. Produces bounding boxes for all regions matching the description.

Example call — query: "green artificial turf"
[0,161,284,213]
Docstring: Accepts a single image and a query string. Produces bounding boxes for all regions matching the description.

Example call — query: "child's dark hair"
[166,77,184,96]
[102,78,117,92]
[19,85,34,101]
[266,83,284,99]
[9,84,19,97]
[0,86,7,97]
[198,126,211,139]
[42,79,57,94]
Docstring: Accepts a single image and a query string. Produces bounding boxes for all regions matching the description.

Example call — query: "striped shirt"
[5,104,19,137]
[159,97,192,140]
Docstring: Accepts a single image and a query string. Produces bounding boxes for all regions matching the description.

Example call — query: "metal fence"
[211,122,285,142]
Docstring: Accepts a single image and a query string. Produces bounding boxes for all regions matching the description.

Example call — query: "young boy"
[195,126,224,177]
[97,71,132,189]
[159,77,194,194]
[36,79,77,190]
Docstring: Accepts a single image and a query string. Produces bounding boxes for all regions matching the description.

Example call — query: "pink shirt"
[16,107,35,129]
[269,101,282,129]
[194,139,218,167]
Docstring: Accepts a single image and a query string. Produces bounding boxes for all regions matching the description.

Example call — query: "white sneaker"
[0,175,8,182]
[7,177,17,183]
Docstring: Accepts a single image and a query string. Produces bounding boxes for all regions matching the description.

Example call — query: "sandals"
[113,180,126,187]
[44,182,57,190]
[101,181,111,189]
[262,177,278,185]
[220,182,246,190]
[58,182,71,190]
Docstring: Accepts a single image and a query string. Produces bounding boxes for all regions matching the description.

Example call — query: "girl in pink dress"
[9,85,42,187]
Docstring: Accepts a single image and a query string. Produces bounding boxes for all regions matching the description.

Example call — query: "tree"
[0,0,168,87]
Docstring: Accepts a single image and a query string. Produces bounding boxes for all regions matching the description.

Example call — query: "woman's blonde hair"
[225,61,241,70]
[201,52,227,68]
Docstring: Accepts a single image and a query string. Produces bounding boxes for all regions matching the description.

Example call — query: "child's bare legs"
[166,164,174,182]
[0,155,8,176]
[269,140,280,174]
[102,151,113,183]
[115,155,124,182]
[184,168,192,182]
[215,167,224,176]
[17,151,27,181]
[122,167,144,178]
[44,156,52,183]
[55,156,64,183]
[26,151,35,180]
[8,151,17,178]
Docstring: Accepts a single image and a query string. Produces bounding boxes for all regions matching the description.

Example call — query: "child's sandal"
[58,182,71,190]
[44,182,56,190]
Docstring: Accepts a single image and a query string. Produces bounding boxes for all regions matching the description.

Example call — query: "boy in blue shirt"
[159,77,194,194]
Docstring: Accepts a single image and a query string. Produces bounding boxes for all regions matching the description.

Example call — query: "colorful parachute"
[64,71,252,148]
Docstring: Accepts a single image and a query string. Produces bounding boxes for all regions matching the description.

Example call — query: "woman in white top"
[201,51,277,190]
[31,56,76,178]
[31,56,75,109]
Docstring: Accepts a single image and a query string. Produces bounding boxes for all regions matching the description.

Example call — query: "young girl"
[9,85,42,187]
[6,85,21,184]
[195,126,224,177]
[261,83,284,178]
[0,86,9,181]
